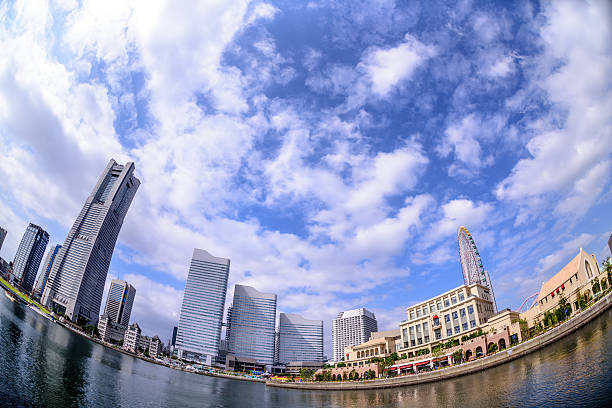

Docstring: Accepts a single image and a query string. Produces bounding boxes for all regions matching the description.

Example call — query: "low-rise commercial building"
[149,336,162,358]
[97,314,127,344]
[398,283,496,359]
[123,322,141,353]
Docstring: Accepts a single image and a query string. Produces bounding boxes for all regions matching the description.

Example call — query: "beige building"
[521,249,604,327]
[123,322,141,353]
[149,336,162,358]
[398,283,496,358]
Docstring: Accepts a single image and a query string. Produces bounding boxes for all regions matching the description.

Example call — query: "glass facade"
[176,249,230,365]
[35,244,61,297]
[227,284,277,365]
[103,279,136,325]
[12,223,49,292]
[41,160,140,324]
[277,313,323,364]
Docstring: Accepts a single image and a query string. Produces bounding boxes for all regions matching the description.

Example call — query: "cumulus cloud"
[496,1,612,223]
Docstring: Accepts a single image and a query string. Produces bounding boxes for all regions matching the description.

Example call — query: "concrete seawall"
[267,291,612,391]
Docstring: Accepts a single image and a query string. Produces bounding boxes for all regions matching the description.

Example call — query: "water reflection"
[1,295,612,408]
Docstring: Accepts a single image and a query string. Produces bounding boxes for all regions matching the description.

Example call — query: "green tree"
[300,368,315,379]
[519,318,529,339]
[488,343,498,354]
[451,349,463,364]
[592,279,601,296]
[336,362,346,368]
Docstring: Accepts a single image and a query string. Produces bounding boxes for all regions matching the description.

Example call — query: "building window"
[402,328,408,341]
[437,301,442,310]
[459,293,465,301]
[451,296,457,305]
[447,328,452,337]
[423,306,428,315]
[452,311,458,320]
[444,299,450,307]
[430,303,436,312]
[416,309,422,318]
[410,311,415,320]
[454,326,460,334]
[433,316,440,326]
[462,323,468,331]
[585,261,593,279]
[445,314,451,323]
[460,308,466,318]
[470,319,476,328]
[467,305,474,315]
[423,322,429,343]
[435,329,442,340]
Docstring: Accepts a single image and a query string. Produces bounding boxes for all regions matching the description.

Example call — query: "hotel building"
[226,284,277,367]
[175,249,230,365]
[277,313,324,364]
[332,308,378,362]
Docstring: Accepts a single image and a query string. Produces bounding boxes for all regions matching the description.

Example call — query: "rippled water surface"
[1,294,612,407]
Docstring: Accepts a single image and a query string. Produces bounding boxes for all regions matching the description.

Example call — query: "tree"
[300,368,315,380]
[488,343,498,354]
[336,362,346,368]
[556,296,571,321]
[592,280,601,296]
[519,318,529,339]
[366,369,376,380]
[451,349,463,364]
[400,353,407,360]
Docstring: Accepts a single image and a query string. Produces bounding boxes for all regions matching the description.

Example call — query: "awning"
[415,361,430,366]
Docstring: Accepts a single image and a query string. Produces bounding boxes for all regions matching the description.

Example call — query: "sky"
[0,0,611,358]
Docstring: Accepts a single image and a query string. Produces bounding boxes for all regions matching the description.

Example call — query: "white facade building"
[332,308,378,362]
[175,249,230,365]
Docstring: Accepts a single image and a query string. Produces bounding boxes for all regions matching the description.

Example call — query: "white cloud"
[359,34,436,97]
[425,199,494,245]
[537,233,594,273]
[496,1,612,222]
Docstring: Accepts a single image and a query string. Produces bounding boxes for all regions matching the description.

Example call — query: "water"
[1,294,612,408]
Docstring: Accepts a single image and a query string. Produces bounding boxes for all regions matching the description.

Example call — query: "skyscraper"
[175,249,230,365]
[34,244,62,298]
[332,308,377,362]
[41,159,140,324]
[226,284,277,366]
[458,226,497,312]
[0,226,7,252]
[103,279,136,325]
[277,313,324,364]
[12,223,49,292]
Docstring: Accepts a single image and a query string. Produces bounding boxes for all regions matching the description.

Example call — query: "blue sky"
[0,0,611,357]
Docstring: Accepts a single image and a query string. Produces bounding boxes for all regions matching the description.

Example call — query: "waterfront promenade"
[267,290,612,390]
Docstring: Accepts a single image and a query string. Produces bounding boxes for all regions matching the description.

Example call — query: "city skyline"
[0,0,611,356]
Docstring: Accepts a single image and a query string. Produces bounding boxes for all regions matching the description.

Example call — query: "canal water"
[1,294,611,408]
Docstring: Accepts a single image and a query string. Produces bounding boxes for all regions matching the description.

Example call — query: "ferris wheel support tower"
[458,226,498,313]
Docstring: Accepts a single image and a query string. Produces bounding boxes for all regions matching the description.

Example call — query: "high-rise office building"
[171,326,178,347]
[0,226,7,252]
[277,313,324,364]
[12,223,49,292]
[608,233,612,254]
[103,279,136,326]
[175,249,230,365]
[35,244,61,297]
[332,308,377,362]
[41,159,140,324]
[458,226,497,312]
[226,284,277,366]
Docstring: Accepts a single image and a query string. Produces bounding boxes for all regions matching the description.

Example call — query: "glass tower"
[34,244,61,297]
[176,248,230,365]
[226,284,277,366]
[103,279,136,326]
[41,159,140,324]
[277,313,324,364]
[12,223,49,292]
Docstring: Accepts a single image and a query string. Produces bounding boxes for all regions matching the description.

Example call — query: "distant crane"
[517,293,539,313]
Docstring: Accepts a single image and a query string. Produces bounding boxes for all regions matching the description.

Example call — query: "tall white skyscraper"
[332,308,377,362]
[176,249,230,365]
[277,313,324,364]
[103,279,136,325]
[12,223,49,292]
[226,284,277,366]
[41,159,140,324]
